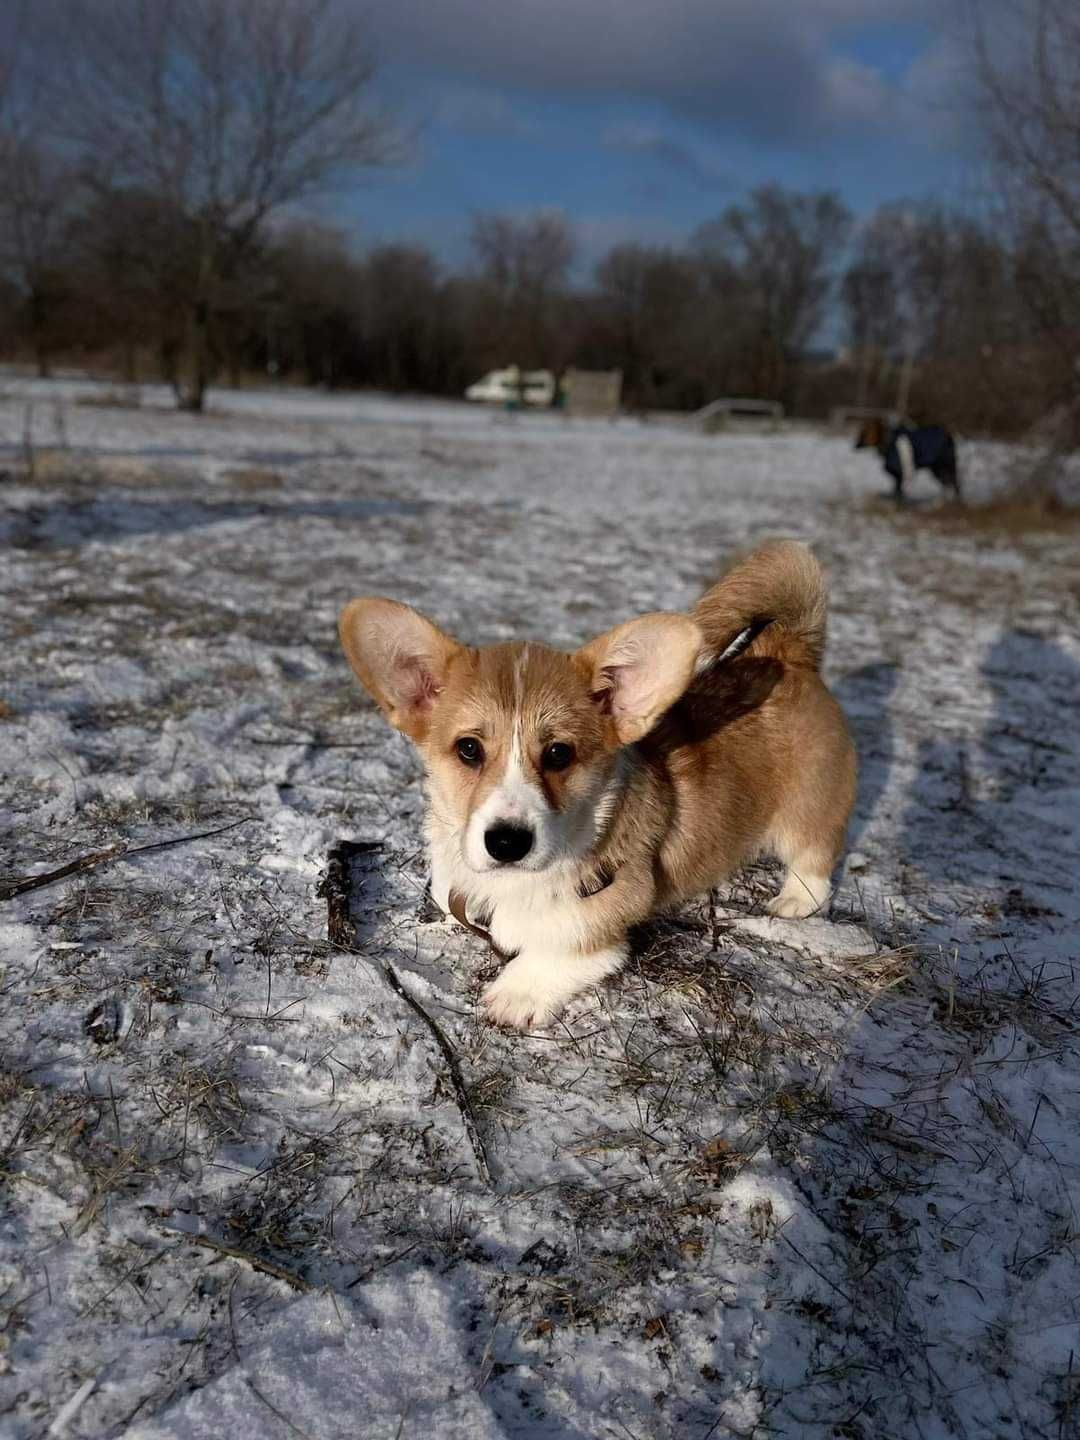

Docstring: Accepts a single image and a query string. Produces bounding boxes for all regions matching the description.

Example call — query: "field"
[1,379,1079,1439]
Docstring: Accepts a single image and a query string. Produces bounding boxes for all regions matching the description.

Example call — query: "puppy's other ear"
[339,598,461,740]
[575,613,703,745]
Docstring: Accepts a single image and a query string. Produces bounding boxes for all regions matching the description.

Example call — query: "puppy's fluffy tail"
[693,540,827,671]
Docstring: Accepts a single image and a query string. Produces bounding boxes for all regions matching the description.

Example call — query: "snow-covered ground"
[1,379,1078,1439]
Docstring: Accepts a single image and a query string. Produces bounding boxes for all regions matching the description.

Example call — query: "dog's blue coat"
[883,425,957,486]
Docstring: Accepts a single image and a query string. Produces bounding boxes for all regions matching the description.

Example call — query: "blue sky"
[337,1,979,274]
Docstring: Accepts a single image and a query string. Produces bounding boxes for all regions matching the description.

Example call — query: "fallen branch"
[0,842,125,902]
[163,1228,313,1292]
[0,819,253,902]
[321,839,495,1190]
[381,958,494,1189]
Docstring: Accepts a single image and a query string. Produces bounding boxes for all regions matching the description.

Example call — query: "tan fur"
[424,641,620,844]
[854,417,886,452]
[339,540,856,1027]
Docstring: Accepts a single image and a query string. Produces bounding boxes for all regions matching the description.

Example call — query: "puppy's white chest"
[484,883,584,954]
[428,834,590,956]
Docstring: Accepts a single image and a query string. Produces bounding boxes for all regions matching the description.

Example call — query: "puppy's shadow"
[650,657,785,750]
[897,629,1080,898]
[832,661,901,854]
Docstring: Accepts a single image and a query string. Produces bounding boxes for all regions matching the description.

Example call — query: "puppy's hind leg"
[767,849,834,919]
[766,778,852,919]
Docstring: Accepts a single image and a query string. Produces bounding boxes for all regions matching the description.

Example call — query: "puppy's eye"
[541,741,574,772]
[455,736,484,768]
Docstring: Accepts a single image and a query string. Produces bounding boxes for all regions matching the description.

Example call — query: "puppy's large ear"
[339,598,461,741]
[575,613,703,745]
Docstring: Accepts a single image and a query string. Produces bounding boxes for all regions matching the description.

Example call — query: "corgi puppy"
[339,540,856,1031]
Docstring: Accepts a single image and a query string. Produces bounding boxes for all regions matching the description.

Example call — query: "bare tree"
[842,204,942,415]
[969,0,1080,464]
[472,211,574,303]
[841,200,1022,426]
[595,244,701,408]
[470,210,575,376]
[971,0,1080,246]
[841,257,897,407]
[0,0,77,376]
[694,186,851,400]
[57,0,396,410]
[360,245,444,392]
[0,141,81,376]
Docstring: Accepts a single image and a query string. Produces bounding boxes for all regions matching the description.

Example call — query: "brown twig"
[0,819,253,902]
[0,842,126,902]
[381,958,495,1188]
[321,839,496,1189]
[243,1377,315,1440]
[165,1228,313,1292]
[69,1147,139,1238]
[318,838,382,947]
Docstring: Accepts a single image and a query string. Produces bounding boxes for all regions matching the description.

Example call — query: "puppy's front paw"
[478,946,627,1032]
[481,966,562,1031]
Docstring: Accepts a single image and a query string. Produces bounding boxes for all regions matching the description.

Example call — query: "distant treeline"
[0,185,1064,437]
[0,183,1068,438]
[1,2,1077,438]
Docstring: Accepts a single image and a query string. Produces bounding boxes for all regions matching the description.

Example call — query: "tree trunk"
[29,290,52,379]
[180,239,217,413]
[896,348,915,420]
[160,333,182,404]
[855,346,869,408]
[180,298,211,413]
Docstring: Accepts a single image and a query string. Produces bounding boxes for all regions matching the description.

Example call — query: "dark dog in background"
[855,417,960,502]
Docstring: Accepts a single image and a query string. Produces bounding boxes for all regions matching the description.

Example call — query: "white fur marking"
[481,943,627,1030]
[767,869,831,919]
[896,433,916,491]
[716,626,754,663]
[465,728,544,871]
[513,644,530,707]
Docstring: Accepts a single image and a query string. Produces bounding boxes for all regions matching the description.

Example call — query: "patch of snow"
[1,383,1077,1438]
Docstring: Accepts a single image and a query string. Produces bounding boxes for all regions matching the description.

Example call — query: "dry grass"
[74,388,144,411]
[7,448,172,489]
[852,489,1080,535]
[922,493,1080,535]
[220,467,285,491]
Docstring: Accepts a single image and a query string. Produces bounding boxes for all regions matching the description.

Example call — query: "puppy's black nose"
[484,824,534,864]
